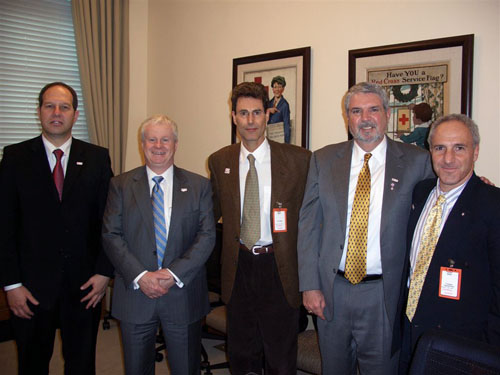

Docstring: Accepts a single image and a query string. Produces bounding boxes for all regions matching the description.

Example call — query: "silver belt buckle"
[251,245,267,255]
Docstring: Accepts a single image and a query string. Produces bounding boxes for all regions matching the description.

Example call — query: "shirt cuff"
[133,271,148,290]
[167,268,184,288]
[4,283,22,291]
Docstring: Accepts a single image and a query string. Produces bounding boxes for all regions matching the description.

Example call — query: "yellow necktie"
[345,153,372,284]
[406,194,446,321]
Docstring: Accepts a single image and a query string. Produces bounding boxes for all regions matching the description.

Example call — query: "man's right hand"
[303,289,326,320]
[137,270,172,299]
[6,286,39,319]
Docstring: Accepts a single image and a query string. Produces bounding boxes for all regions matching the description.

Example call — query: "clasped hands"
[138,269,175,299]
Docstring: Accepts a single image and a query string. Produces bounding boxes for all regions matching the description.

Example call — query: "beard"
[351,120,384,144]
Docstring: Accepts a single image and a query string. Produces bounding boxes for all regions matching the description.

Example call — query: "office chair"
[409,329,500,375]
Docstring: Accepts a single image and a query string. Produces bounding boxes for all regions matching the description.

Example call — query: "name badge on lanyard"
[273,208,287,232]
[439,267,462,300]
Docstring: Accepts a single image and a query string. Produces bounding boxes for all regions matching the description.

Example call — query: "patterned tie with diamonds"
[240,154,260,248]
[152,176,167,269]
[406,194,446,321]
[345,153,372,284]
[53,149,64,201]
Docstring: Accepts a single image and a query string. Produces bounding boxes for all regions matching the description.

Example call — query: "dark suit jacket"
[102,165,215,325]
[395,174,500,350]
[0,136,113,308]
[208,139,311,308]
[298,138,434,326]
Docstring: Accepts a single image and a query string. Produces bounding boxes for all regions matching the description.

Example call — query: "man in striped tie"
[102,114,215,375]
[396,114,500,372]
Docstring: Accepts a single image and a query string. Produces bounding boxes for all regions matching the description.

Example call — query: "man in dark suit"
[0,82,114,374]
[396,114,500,372]
[298,82,435,375]
[102,114,215,375]
[208,82,311,374]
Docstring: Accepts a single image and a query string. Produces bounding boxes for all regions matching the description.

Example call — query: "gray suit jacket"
[298,138,434,328]
[102,165,215,325]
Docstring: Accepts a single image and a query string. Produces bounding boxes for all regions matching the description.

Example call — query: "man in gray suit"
[298,82,434,375]
[102,114,215,375]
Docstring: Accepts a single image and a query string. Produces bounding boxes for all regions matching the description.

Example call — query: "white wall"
[127,0,500,184]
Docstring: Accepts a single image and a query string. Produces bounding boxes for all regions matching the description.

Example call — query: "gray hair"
[140,114,178,142]
[428,113,480,147]
[344,82,389,114]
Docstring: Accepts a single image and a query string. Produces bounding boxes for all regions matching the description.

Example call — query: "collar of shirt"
[42,135,72,173]
[239,137,270,165]
[352,135,387,172]
[146,165,173,199]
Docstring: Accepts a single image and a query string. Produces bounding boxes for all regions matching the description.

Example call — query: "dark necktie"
[53,149,64,201]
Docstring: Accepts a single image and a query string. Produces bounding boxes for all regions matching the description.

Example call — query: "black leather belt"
[240,243,274,255]
[337,270,382,282]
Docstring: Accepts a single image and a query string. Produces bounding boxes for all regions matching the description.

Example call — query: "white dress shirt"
[4,136,73,292]
[339,137,387,275]
[239,139,273,245]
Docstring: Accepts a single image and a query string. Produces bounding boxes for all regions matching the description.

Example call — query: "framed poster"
[232,47,311,148]
[348,35,473,142]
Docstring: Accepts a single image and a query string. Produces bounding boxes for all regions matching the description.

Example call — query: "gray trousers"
[120,317,202,375]
[318,276,399,375]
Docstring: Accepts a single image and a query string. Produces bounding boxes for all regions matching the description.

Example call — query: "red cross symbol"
[399,113,409,125]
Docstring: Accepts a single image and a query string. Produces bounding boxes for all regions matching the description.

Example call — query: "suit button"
[153,251,157,255]
[340,244,343,250]
[333,268,337,273]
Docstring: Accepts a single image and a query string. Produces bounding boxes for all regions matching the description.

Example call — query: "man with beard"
[298,82,434,374]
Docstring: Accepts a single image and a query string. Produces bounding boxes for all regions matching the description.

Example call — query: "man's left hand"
[158,269,176,290]
[80,274,110,309]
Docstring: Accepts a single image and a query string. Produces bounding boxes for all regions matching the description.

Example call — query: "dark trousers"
[11,286,101,375]
[227,249,299,375]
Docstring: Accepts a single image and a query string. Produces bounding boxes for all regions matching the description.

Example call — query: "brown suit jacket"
[208,139,311,308]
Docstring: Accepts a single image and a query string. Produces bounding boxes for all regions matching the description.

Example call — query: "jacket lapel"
[62,138,85,200]
[381,139,407,237]
[132,167,156,249]
[332,141,353,235]
[30,136,61,202]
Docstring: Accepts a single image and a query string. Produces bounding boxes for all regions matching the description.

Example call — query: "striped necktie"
[406,194,446,321]
[345,153,372,284]
[152,176,167,269]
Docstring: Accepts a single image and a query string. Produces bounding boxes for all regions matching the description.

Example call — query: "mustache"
[357,120,377,129]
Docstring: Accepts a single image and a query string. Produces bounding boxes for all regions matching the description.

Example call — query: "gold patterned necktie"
[406,194,446,321]
[345,153,372,284]
[240,154,260,248]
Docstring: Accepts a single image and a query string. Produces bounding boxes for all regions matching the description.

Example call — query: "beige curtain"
[71,0,129,174]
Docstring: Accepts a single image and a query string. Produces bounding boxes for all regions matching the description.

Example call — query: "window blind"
[0,0,89,159]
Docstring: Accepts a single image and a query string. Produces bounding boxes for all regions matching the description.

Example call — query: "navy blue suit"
[395,174,500,370]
